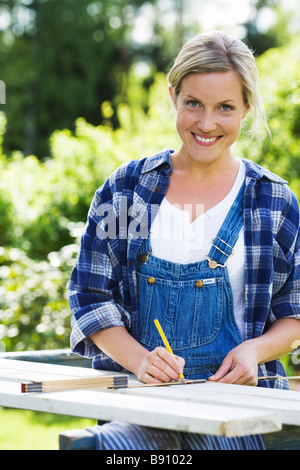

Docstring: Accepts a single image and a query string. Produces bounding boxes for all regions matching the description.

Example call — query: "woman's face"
[170,70,249,167]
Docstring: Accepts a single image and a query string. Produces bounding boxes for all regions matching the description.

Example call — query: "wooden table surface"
[1,358,300,438]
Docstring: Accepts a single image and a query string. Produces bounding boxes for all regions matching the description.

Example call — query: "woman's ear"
[243,104,250,119]
[169,86,177,109]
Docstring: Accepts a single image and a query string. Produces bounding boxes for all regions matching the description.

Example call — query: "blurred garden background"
[0,0,300,449]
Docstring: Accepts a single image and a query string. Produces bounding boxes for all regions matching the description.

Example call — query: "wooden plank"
[0,359,116,383]
[0,358,297,433]
[3,353,300,446]
[0,380,281,438]
[0,349,92,368]
[118,380,300,426]
[126,376,300,402]
[1,359,299,423]
[0,368,79,383]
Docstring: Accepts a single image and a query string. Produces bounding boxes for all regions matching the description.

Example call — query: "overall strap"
[206,182,245,269]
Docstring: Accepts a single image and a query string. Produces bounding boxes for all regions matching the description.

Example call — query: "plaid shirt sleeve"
[68,150,172,362]
[270,186,300,320]
[68,166,132,358]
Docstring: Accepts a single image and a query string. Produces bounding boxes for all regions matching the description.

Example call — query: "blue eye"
[188,100,199,108]
[221,104,233,111]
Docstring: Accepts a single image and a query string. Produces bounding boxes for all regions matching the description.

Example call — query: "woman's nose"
[197,111,217,132]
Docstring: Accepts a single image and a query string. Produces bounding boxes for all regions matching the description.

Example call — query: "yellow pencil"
[154,319,185,382]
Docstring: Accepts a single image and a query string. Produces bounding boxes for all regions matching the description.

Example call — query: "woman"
[68,31,300,450]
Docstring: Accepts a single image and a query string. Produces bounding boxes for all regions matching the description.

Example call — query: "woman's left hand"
[208,340,259,386]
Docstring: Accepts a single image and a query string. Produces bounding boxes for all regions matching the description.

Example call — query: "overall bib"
[87,184,266,450]
[136,186,244,380]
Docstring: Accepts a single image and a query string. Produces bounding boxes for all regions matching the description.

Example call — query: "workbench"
[0,350,300,450]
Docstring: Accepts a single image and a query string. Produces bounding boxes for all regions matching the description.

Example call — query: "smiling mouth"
[192,133,222,145]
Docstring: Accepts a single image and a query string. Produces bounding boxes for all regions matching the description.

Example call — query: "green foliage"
[237,35,300,200]
[0,244,78,351]
[0,0,143,157]
[2,0,296,159]
[0,72,179,352]
[0,0,189,158]
[0,72,178,260]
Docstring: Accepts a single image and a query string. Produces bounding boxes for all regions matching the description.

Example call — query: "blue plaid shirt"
[68,148,300,382]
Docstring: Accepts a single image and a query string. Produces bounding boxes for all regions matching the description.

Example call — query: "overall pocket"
[136,272,224,351]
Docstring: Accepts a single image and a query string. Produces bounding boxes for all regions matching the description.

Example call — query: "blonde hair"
[167,30,269,136]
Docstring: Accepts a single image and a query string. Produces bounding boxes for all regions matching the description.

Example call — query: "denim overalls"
[87,183,266,450]
[132,182,265,449]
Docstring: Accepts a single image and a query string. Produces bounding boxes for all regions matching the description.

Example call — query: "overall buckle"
[205,236,234,269]
[205,255,226,269]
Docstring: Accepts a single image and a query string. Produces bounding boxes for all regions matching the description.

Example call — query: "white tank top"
[150,160,245,336]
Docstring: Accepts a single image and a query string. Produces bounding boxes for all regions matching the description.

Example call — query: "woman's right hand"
[137,347,185,384]
[91,327,185,384]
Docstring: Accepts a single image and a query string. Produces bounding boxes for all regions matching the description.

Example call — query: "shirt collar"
[141,148,174,174]
[242,158,288,184]
[141,149,287,185]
